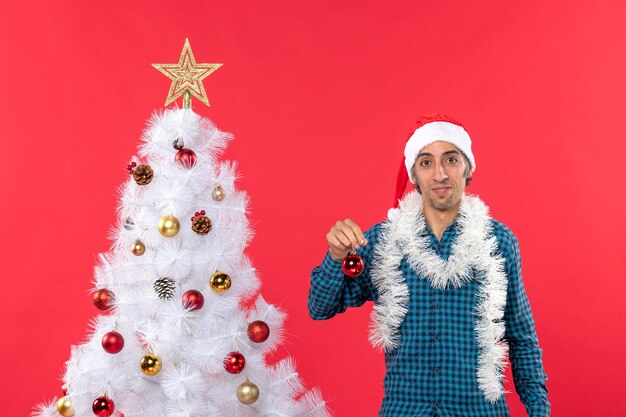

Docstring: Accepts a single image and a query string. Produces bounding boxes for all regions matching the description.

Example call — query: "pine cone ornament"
[154,277,176,300]
[132,164,154,185]
[191,210,212,235]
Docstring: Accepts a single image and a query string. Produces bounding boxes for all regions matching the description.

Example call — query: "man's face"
[412,141,470,211]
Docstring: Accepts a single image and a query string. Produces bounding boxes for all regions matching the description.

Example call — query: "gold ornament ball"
[158,215,180,237]
[237,380,260,404]
[57,396,75,417]
[212,185,226,201]
[210,271,231,294]
[139,352,162,376]
[131,240,146,256]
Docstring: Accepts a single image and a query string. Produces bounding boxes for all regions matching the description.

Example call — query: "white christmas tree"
[34,39,329,417]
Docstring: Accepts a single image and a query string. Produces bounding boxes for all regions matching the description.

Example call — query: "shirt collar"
[421,217,460,244]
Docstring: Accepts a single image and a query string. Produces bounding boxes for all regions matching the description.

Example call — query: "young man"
[308,115,550,417]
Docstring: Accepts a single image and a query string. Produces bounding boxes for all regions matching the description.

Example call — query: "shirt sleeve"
[500,229,551,417]
[308,223,380,320]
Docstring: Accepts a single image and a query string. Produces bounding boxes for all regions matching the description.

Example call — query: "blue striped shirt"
[309,218,550,416]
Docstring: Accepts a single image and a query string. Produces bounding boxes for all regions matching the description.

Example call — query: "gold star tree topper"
[152,38,222,108]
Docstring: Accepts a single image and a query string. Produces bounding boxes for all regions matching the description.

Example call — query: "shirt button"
[434,367,439,373]
[434,400,440,407]
[434,334,440,341]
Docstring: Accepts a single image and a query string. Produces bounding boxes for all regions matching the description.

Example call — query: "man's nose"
[433,162,448,181]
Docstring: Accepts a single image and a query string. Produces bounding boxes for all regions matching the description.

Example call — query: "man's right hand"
[326,219,368,261]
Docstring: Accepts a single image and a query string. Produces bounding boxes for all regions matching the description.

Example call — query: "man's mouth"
[431,186,451,196]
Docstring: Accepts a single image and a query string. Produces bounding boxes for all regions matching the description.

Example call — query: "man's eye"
[420,160,431,167]
[446,157,458,164]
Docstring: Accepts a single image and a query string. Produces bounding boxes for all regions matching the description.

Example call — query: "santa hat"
[393,114,475,208]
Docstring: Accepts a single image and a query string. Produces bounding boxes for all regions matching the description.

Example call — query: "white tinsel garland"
[369,190,509,403]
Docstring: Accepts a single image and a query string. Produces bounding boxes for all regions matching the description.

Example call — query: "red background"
[1,1,625,416]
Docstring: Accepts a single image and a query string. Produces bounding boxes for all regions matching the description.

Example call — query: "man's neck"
[423,198,461,241]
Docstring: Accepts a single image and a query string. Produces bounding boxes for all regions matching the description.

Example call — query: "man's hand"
[326,219,368,261]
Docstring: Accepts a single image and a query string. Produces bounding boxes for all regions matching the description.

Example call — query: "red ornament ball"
[93,289,114,311]
[175,148,197,168]
[102,331,124,354]
[224,351,246,374]
[182,290,204,311]
[92,396,115,417]
[247,320,270,343]
[342,253,364,277]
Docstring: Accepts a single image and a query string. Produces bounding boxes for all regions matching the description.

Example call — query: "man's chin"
[429,195,460,211]
[432,202,454,211]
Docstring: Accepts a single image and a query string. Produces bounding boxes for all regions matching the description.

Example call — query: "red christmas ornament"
[175,148,197,168]
[92,396,115,417]
[182,290,204,311]
[224,351,246,374]
[93,289,114,311]
[102,331,124,354]
[342,252,364,277]
[247,320,270,343]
